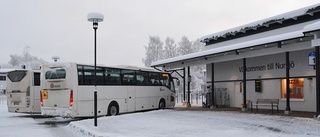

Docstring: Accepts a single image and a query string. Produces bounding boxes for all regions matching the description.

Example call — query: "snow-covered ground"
[68,108,320,137]
[0,95,78,137]
[1,94,320,137]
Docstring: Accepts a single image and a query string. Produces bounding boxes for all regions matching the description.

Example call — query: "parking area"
[68,108,320,137]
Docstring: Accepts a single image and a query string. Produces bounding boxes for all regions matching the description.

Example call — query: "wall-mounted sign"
[238,61,295,73]
[255,80,262,92]
[308,52,315,66]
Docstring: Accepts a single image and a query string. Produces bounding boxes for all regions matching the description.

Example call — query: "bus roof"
[7,69,41,73]
[0,69,14,74]
[113,65,157,72]
[44,62,165,73]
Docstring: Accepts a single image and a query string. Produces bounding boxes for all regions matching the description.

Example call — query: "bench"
[250,99,279,114]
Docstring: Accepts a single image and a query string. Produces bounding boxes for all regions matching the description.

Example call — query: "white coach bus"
[40,62,176,118]
[0,71,7,94]
[6,69,41,114]
[0,69,13,94]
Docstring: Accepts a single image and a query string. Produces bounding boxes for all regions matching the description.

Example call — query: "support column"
[211,63,216,108]
[285,52,291,115]
[187,66,191,107]
[311,32,320,118]
[183,67,186,103]
[242,58,247,111]
[316,46,320,117]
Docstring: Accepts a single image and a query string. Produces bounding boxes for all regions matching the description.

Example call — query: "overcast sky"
[0,0,319,67]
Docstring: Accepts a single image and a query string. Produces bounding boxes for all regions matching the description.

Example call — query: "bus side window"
[95,67,104,85]
[113,75,121,85]
[106,74,111,83]
[121,70,135,85]
[149,79,154,85]
[149,73,160,86]
[105,68,121,85]
[135,71,148,86]
[83,66,95,85]
[77,65,84,85]
[33,72,40,86]
[122,76,128,85]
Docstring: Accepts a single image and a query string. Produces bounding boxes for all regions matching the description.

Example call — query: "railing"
[175,88,230,107]
[0,94,6,105]
[176,91,204,106]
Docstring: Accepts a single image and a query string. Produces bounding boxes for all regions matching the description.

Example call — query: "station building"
[151,3,320,116]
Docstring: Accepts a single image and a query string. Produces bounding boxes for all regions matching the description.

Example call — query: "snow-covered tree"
[142,36,206,98]
[163,37,178,59]
[8,54,20,67]
[189,39,205,93]
[8,46,47,69]
[178,36,193,55]
[192,39,204,53]
[142,36,164,67]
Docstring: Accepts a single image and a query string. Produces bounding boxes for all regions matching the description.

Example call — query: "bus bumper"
[8,107,39,114]
[41,107,73,118]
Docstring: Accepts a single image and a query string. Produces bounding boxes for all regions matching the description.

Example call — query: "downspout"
[242,58,247,111]
[285,52,291,115]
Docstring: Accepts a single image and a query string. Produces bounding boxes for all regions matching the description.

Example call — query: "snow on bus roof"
[200,3,320,42]
[0,69,15,73]
[45,62,163,72]
[114,65,158,72]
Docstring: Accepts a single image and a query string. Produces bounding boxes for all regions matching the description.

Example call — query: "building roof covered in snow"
[151,3,320,68]
[200,3,320,45]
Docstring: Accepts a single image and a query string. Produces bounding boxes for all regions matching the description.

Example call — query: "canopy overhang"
[151,30,305,67]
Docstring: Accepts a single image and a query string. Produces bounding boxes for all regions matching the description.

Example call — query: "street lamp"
[87,12,104,127]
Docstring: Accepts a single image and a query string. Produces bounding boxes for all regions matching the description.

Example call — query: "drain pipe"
[311,32,320,118]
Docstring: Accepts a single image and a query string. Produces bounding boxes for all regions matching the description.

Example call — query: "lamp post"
[87,12,104,127]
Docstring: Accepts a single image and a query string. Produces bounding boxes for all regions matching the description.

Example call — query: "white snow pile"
[68,109,320,137]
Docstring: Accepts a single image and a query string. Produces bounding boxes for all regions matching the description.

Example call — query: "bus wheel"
[107,102,119,116]
[159,99,166,109]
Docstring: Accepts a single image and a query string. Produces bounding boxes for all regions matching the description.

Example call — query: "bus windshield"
[45,68,66,79]
[7,71,27,82]
[160,73,170,87]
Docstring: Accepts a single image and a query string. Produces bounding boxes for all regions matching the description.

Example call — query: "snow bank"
[68,109,320,137]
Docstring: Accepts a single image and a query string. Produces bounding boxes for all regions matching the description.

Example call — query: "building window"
[281,78,304,99]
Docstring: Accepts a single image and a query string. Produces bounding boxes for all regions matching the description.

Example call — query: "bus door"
[127,86,135,112]
[122,70,136,112]
[32,72,41,112]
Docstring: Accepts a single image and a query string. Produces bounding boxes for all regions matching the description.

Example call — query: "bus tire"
[159,99,166,109]
[107,101,119,116]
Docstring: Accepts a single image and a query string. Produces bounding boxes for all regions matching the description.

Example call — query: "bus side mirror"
[172,77,180,86]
